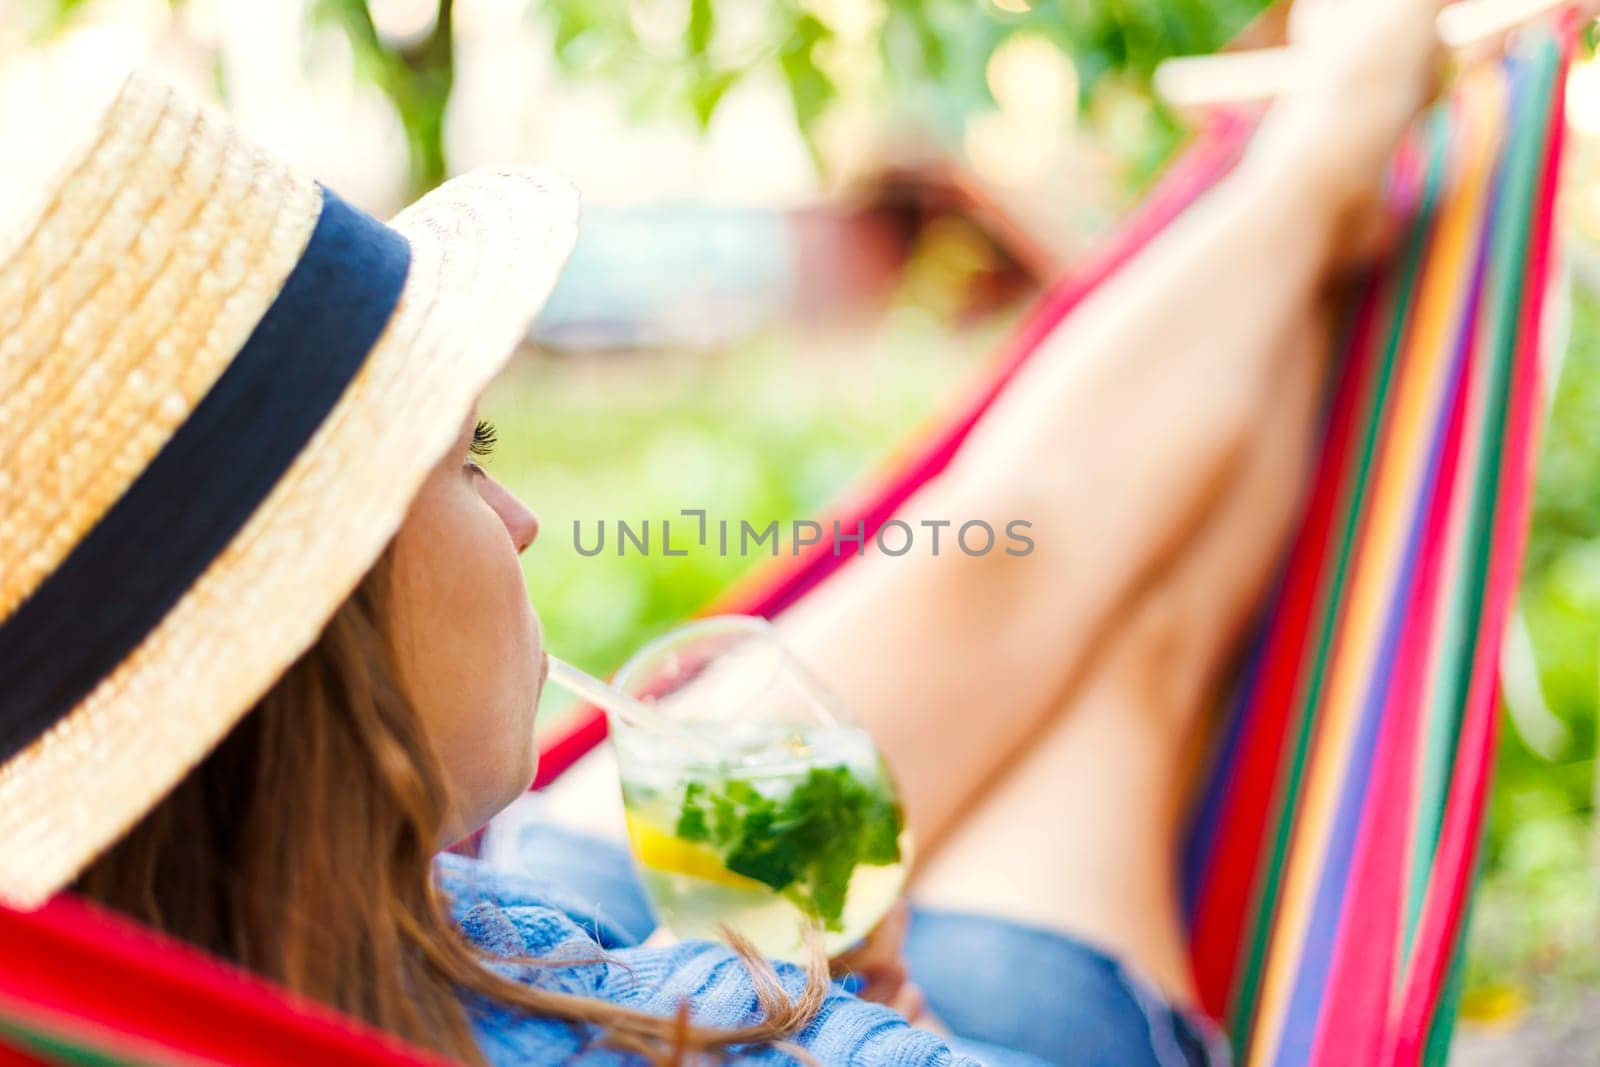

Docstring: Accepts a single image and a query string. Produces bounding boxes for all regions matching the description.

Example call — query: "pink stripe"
[1390,39,1568,1057]
[530,707,610,789]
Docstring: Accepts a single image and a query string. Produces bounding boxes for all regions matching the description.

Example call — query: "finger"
[1287,0,1338,46]
[854,960,910,1006]
[830,897,910,975]
[890,981,927,1024]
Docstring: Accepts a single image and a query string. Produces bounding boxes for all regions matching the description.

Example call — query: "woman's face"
[388,408,545,841]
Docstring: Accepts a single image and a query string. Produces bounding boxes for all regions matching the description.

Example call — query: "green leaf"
[690,68,740,129]
[779,13,837,137]
[687,0,714,57]
[674,762,903,930]
[676,782,711,841]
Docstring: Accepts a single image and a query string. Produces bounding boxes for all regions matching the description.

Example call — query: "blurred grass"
[479,309,1002,721]
[484,276,1600,1013]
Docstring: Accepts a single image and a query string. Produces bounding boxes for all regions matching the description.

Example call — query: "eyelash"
[470,419,498,459]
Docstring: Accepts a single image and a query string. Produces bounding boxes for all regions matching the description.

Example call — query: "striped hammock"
[1183,28,1570,1067]
[0,26,1570,1067]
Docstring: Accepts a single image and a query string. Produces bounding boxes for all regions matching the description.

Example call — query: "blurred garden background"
[5,0,1599,1056]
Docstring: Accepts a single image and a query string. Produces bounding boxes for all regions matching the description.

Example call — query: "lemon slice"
[625,813,767,891]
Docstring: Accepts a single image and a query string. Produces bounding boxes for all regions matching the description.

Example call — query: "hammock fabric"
[0,27,1570,1067]
[1182,30,1570,1067]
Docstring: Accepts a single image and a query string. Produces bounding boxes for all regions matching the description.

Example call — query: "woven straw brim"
[0,79,577,908]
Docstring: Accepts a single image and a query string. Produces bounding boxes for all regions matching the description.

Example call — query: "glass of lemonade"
[609,615,910,962]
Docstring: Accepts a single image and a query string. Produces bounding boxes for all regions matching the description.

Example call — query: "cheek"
[389,476,543,827]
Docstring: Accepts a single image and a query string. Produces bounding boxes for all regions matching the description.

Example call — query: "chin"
[515,739,539,794]
[461,761,538,839]
[506,727,540,799]
[530,670,547,726]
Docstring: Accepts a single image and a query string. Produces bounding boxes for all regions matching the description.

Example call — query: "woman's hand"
[1251,0,1600,267]
[829,899,931,1025]
[1249,0,1447,217]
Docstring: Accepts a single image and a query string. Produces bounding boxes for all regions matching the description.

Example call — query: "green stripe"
[0,1017,144,1067]
[1419,865,1480,1067]
[1403,34,1559,955]
[1227,114,1453,1052]
[1421,818,1490,1067]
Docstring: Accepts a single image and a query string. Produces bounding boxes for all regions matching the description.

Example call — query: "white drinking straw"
[546,655,725,763]
[545,655,674,732]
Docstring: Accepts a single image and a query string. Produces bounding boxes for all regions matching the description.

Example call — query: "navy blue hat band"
[0,188,411,763]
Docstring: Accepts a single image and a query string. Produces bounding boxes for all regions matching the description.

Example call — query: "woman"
[0,0,1444,1063]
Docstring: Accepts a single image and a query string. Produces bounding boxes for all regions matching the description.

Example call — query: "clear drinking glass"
[609,615,910,962]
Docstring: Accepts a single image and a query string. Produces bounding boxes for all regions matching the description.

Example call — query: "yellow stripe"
[1247,72,1507,1065]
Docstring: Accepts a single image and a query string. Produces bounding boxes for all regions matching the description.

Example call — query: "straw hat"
[0,72,578,908]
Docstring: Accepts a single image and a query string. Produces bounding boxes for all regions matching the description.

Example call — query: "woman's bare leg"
[910,316,1328,1005]
[776,1,1441,851]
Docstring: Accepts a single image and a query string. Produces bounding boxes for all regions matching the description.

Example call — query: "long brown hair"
[76,555,826,1064]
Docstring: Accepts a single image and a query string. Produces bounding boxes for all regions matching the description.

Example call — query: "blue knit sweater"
[439,852,986,1066]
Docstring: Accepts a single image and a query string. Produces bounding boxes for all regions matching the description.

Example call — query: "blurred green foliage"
[32,0,1271,194]
[542,0,1271,175]
[311,0,457,193]
[480,311,996,685]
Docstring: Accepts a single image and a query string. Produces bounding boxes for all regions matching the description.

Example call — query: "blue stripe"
[1182,608,1270,918]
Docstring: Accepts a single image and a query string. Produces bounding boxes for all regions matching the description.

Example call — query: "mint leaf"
[859,788,903,866]
[675,782,711,842]
[674,764,904,930]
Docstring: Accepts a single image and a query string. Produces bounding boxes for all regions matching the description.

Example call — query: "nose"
[482,477,539,554]
[509,504,539,554]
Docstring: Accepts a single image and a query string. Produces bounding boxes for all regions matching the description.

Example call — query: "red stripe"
[1387,350,1529,1061]
[0,897,446,1067]
[530,704,611,789]
[0,986,219,1066]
